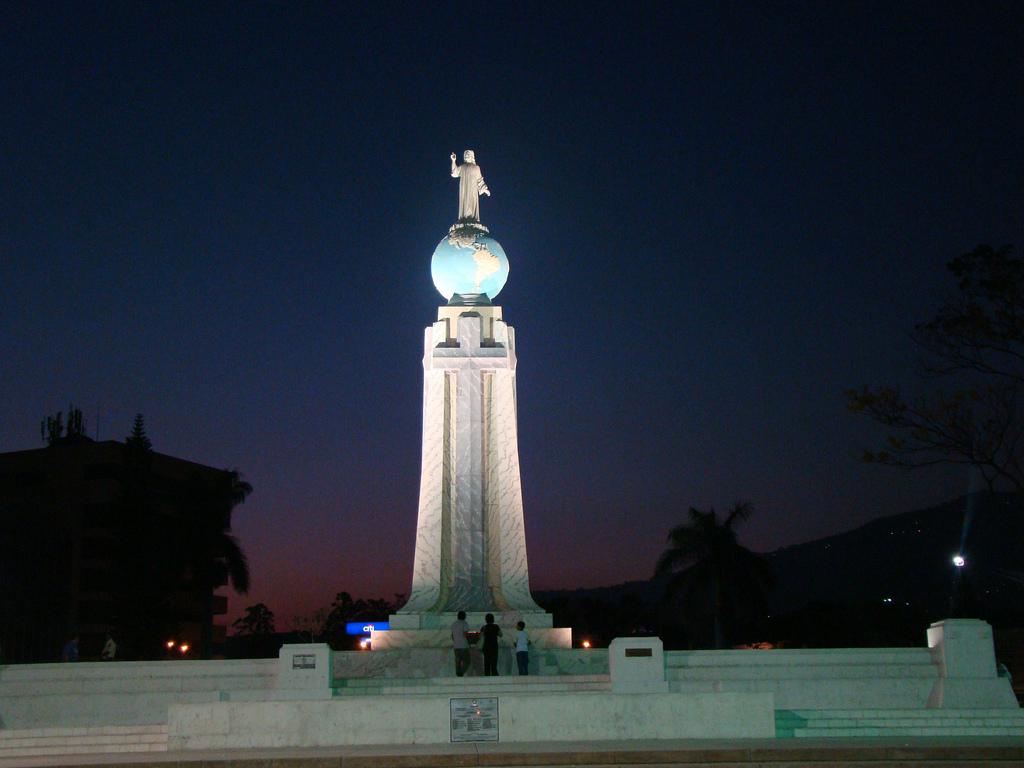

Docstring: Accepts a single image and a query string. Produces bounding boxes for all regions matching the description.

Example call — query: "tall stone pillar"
[400,305,540,615]
[379,305,568,648]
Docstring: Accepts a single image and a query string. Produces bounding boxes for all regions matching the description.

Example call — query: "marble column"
[394,306,546,626]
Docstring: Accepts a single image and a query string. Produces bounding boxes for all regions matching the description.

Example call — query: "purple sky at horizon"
[2,2,1021,629]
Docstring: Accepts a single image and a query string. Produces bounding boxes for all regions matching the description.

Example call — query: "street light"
[950,554,967,617]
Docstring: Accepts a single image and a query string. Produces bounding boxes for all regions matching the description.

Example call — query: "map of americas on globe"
[431,227,510,301]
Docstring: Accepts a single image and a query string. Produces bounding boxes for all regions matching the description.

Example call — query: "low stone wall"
[0,659,276,728]
[332,646,609,680]
[660,619,1019,710]
[167,692,775,749]
[665,647,938,709]
[3,618,1016,741]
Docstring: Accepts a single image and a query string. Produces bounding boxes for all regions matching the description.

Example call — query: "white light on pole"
[952,554,965,568]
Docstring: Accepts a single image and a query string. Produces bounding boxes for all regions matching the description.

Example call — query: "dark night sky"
[2,2,1022,627]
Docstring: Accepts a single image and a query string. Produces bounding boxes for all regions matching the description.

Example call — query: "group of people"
[449,611,530,677]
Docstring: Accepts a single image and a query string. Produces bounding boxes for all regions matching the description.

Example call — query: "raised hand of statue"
[450,152,457,162]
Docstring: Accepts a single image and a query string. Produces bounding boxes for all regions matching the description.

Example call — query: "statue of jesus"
[450,150,490,223]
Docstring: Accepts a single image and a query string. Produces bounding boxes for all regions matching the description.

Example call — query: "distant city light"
[581,640,591,649]
[882,597,893,603]
[179,644,190,654]
[359,638,370,650]
[953,555,966,567]
[166,640,175,649]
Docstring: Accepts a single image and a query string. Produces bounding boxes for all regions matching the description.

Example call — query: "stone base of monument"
[374,610,572,653]
[3,620,1020,757]
[334,644,604,680]
[389,610,556,630]
[372,627,570,651]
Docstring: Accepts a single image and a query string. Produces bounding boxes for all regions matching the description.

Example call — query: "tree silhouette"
[321,591,403,649]
[233,603,276,636]
[112,432,180,658]
[40,404,88,444]
[125,414,152,452]
[654,502,772,649]
[177,469,252,657]
[848,244,1024,494]
[41,411,63,444]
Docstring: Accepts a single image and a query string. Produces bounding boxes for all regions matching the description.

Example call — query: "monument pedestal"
[374,304,569,652]
[373,626,570,651]
[378,610,568,650]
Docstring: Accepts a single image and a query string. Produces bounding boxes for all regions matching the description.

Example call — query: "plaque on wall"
[624,647,653,657]
[450,697,498,742]
[291,654,316,669]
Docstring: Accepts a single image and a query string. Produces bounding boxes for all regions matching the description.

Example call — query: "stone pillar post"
[609,637,669,694]
[926,619,1017,708]
[276,643,332,696]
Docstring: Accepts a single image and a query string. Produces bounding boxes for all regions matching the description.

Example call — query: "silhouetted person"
[514,620,529,675]
[61,635,79,662]
[480,613,502,676]
[101,633,117,661]
[450,610,470,677]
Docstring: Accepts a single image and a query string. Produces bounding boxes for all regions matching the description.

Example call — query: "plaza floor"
[3,737,1024,768]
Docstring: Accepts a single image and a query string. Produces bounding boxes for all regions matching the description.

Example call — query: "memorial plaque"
[624,647,653,657]
[291,653,316,669]
[450,697,498,742]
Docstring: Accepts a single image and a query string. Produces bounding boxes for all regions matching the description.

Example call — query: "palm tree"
[179,469,252,658]
[654,502,772,649]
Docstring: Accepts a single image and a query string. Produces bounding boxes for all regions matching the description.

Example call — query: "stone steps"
[775,708,1024,738]
[333,674,611,697]
[665,648,933,665]
[667,666,936,681]
[0,724,168,760]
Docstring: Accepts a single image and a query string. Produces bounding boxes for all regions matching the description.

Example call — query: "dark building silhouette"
[0,437,232,663]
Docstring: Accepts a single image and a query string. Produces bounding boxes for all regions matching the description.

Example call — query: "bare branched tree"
[847,245,1024,494]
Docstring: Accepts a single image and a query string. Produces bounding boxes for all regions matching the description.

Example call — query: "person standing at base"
[515,621,530,675]
[61,635,79,662]
[101,633,117,661]
[481,613,502,676]
[450,610,470,677]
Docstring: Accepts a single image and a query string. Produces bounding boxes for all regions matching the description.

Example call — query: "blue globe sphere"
[431,227,510,302]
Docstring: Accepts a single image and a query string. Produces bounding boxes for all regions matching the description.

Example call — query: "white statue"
[450,150,490,223]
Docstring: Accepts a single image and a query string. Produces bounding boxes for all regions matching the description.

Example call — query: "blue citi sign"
[345,621,389,636]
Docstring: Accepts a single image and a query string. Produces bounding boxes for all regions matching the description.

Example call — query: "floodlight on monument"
[953,554,966,568]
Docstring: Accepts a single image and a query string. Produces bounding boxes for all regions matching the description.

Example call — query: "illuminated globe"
[431,225,509,302]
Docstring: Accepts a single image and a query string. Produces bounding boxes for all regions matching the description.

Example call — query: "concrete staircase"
[776,708,1024,737]
[665,648,938,709]
[0,724,168,761]
[333,673,611,697]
